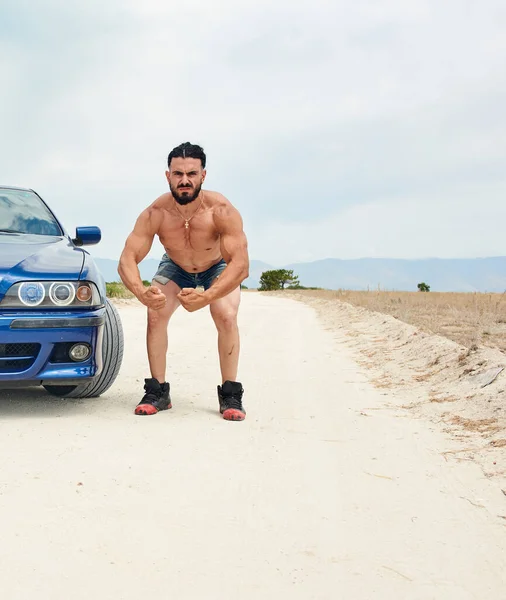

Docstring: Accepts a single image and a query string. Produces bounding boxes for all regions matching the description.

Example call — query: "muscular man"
[118,142,249,421]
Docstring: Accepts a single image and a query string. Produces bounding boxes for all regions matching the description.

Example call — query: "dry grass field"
[280,289,506,353]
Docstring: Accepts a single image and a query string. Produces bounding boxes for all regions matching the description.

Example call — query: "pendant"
[185,221,189,229]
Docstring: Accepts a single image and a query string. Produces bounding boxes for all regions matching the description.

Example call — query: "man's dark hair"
[168,142,206,169]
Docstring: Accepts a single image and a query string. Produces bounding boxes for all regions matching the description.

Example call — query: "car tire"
[43,300,124,398]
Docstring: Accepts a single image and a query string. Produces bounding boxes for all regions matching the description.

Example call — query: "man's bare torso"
[148,190,228,273]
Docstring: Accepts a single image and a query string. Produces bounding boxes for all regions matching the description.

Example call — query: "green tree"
[417,282,430,292]
[258,269,300,291]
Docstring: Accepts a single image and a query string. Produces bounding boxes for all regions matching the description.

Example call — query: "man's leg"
[209,286,241,382]
[135,280,181,416]
[210,286,245,421]
[147,280,181,382]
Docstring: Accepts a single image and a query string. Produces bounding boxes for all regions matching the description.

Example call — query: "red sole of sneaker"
[222,408,245,421]
[134,403,172,416]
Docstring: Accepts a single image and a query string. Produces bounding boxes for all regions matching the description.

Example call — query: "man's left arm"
[203,203,249,303]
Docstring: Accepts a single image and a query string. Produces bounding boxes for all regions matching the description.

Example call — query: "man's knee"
[147,307,172,330]
[212,309,238,332]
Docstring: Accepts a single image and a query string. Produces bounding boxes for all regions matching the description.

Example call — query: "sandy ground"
[279,291,506,488]
[0,292,505,599]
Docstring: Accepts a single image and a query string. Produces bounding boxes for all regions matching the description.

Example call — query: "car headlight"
[0,281,102,308]
[49,282,76,306]
[19,282,46,307]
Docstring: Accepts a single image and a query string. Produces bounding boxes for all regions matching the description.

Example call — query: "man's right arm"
[118,209,166,309]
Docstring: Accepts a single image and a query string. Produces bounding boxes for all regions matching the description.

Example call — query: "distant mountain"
[92,256,506,293]
[282,257,506,293]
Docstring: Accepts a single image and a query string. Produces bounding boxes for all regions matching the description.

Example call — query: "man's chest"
[158,215,220,252]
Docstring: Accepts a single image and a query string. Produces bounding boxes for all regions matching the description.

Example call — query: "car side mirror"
[73,226,101,246]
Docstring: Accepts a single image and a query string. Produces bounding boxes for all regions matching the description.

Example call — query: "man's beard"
[170,182,202,206]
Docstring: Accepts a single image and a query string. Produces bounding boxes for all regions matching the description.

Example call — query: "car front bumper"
[0,307,105,386]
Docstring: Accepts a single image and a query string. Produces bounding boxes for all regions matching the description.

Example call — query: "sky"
[1,0,505,266]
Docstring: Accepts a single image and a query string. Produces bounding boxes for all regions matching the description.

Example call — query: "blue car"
[0,185,123,397]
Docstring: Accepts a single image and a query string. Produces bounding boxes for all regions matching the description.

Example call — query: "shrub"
[106,282,135,299]
[259,269,300,291]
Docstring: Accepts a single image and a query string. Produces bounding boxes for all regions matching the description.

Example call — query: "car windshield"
[0,188,62,236]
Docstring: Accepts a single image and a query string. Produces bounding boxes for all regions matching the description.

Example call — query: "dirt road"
[1,293,505,599]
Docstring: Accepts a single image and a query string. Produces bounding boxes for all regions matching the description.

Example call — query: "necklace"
[173,192,204,229]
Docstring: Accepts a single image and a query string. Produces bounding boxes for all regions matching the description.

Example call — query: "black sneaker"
[135,378,171,415]
[217,381,246,421]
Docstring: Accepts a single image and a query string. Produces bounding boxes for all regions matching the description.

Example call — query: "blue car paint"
[75,226,102,247]
[0,309,104,382]
[0,186,107,387]
[0,236,85,296]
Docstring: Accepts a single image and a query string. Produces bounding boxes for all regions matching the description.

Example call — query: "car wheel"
[44,300,124,398]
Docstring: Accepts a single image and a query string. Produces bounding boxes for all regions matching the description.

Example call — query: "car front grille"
[0,343,41,373]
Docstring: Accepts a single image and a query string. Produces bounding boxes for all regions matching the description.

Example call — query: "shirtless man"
[118,142,249,421]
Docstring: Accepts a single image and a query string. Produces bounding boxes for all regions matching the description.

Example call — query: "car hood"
[0,234,85,297]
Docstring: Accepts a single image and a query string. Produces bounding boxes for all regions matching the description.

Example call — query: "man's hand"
[139,286,167,310]
[177,288,208,312]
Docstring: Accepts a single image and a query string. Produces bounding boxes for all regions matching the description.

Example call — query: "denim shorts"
[152,254,227,290]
